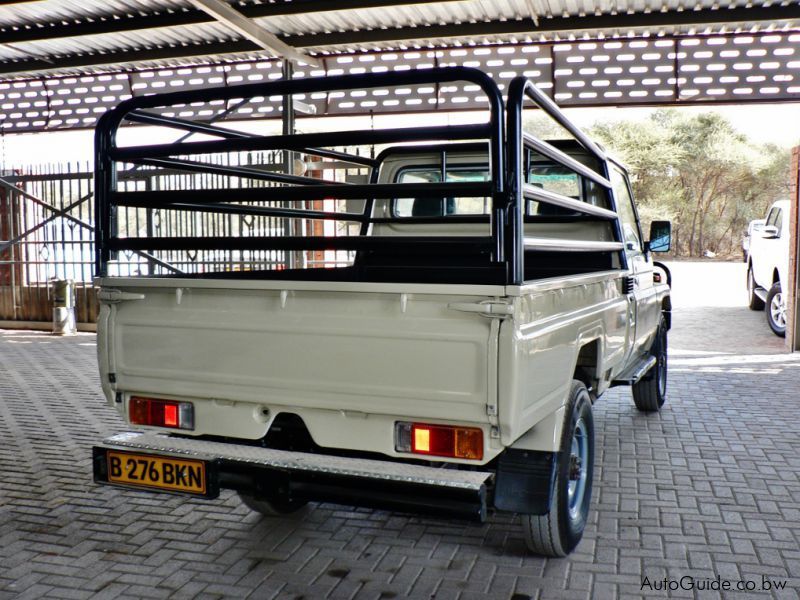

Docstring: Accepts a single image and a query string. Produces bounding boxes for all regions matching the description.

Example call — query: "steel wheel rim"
[657,351,667,397]
[567,417,589,521]
[770,291,786,329]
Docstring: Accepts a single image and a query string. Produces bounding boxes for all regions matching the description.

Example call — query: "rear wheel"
[766,282,786,338]
[632,315,668,412]
[747,268,765,311]
[523,380,594,557]
[238,491,308,516]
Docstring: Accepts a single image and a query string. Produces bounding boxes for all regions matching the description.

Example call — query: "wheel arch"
[661,295,672,330]
[573,338,601,395]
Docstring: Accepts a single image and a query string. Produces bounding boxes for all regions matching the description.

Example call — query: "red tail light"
[395,422,483,460]
[129,396,194,430]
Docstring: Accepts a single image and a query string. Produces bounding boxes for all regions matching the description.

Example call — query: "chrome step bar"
[610,354,657,387]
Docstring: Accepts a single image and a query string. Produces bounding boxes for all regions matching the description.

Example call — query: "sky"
[1,102,799,170]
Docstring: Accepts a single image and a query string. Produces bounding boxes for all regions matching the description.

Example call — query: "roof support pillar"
[281,60,304,269]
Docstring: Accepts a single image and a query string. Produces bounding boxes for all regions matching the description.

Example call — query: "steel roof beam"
[0,0,457,45]
[0,4,798,77]
[0,2,796,49]
[188,0,321,66]
[286,4,800,47]
[0,40,258,77]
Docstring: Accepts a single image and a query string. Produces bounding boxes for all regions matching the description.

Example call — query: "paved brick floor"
[1,262,798,600]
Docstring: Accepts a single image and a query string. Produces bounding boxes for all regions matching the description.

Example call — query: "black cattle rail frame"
[95,66,625,286]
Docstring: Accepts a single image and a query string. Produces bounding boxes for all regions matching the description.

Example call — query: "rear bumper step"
[93,432,492,521]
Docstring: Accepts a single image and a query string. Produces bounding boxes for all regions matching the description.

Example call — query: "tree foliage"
[590,109,791,258]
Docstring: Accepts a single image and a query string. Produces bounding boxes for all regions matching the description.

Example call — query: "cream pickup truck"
[91,68,672,556]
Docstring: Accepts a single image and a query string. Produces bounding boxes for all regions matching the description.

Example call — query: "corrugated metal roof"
[0,0,797,79]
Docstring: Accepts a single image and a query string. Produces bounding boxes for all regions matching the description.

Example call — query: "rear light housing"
[394,422,483,460]
[129,396,194,430]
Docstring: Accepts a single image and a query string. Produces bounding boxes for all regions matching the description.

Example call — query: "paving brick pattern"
[1,262,799,599]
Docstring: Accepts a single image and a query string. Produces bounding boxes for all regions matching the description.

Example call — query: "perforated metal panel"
[551,33,800,105]
[551,39,680,105]
[678,34,800,101]
[0,33,797,134]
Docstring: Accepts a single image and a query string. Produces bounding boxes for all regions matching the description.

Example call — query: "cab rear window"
[393,155,607,218]
[394,168,490,217]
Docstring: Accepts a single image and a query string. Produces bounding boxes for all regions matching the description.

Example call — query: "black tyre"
[747,267,765,311]
[523,380,594,557]
[632,316,668,412]
[766,282,786,338]
[238,491,308,516]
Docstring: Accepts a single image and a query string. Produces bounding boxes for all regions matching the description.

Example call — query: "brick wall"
[788,147,799,351]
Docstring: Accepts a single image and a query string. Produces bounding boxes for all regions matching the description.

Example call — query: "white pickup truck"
[747,200,789,337]
[91,68,672,556]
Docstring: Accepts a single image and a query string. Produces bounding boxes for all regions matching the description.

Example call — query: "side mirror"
[647,220,671,253]
[761,225,779,239]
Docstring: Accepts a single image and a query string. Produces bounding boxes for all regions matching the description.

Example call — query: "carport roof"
[0,0,799,79]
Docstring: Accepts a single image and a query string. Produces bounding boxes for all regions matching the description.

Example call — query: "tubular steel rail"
[506,76,626,283]
[95,67,625,286]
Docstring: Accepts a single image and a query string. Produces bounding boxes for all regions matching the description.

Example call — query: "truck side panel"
[498,272,628,448]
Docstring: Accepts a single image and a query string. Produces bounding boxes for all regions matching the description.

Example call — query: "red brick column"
[788,147,799,351]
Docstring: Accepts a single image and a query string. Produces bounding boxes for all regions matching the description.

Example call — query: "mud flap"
[493,449,558,515]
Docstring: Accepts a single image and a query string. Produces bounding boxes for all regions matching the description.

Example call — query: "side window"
[526,164,580,216]
[525,149,609,216]
[764,208,783,237]
[583,179,607,208]
[528,164,580,197]
[610,166,641,252]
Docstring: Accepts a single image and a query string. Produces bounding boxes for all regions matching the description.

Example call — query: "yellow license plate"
[107,451,207,495]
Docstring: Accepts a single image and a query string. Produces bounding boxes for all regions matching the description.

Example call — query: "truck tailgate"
[98,279,501,427]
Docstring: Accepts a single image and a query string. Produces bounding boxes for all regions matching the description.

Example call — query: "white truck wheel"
[766,282,786,338]
[523,380,594,557]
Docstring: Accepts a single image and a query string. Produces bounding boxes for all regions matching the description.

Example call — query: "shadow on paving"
[670,306,786,356]
[0,270,798,600]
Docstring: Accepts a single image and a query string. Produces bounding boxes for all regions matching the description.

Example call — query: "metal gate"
[0,165,97,325]
[0,151,370,326]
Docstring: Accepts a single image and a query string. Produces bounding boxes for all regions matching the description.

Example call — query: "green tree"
[591,110,791,258]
